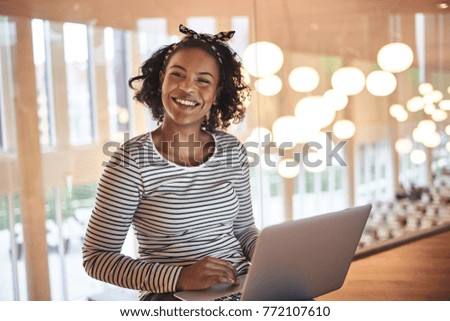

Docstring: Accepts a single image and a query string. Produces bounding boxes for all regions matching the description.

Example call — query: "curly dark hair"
[128,37,251,132]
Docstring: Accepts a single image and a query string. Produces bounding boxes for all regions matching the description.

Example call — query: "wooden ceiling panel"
[0,0,448,71]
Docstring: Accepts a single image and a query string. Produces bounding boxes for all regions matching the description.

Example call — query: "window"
[63,23,95,145]
[0,193,27,300]
[135,18,169,133]
[320,171,329,191]
[32,19,56,147]
[431,134,449,176]
[0,16,13,152]
[359,145,366,184]
[104,27,132,141]
[398,143,427,188]
[305,171,315,193]
[250,165,285,228]
[0,68,4,151]
[335,166,343,190]
[230,16,250,57]
[355,140,394,204]
[186,16,216,34]
[293,144,348,219]
[137,18,168,59]
[46,183,98,300]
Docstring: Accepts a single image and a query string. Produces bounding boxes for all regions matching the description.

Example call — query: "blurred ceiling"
[0,0,449,72]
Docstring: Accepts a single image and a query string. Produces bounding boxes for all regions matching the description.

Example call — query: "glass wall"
[32,19,55,147]
[0,1,449,301]
[63,22,95,146]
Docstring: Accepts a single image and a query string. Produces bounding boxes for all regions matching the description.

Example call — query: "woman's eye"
[171,72,184,78]
[198,78,211,84]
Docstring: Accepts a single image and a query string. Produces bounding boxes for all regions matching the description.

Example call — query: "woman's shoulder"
[122,132,152,152]
[212,130,243,147]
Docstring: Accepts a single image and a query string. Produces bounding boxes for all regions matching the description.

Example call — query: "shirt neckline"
[149,130,218,169]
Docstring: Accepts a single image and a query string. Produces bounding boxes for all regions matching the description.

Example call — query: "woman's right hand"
[176,257,239,291]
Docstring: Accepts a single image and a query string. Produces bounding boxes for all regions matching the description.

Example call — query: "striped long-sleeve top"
[82,130,259,297]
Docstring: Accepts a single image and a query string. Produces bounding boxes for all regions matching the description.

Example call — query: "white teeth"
[175,98,197,106]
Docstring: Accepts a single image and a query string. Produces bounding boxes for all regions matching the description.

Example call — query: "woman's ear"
[159,71,164,88]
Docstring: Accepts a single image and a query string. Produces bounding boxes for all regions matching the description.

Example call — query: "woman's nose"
[179,77,195,92]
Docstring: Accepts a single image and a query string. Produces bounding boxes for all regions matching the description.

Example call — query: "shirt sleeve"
[233,141,259,260]
[82,145,182,293]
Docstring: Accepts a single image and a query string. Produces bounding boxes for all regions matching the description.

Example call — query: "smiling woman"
[82,24,258,301]
[159,48,219,131]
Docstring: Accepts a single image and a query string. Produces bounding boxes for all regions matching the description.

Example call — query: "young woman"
[82,25,258,300]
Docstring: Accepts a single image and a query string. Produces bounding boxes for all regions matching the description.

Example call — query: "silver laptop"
[175,204,372,301]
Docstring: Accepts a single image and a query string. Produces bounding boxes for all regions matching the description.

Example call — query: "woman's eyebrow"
[169,65,215,79]
[169,64,187,71]
[198,71,215,79]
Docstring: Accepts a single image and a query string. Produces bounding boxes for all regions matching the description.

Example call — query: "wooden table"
[317,230,450,300]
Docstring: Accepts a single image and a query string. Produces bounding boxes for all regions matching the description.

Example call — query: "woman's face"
[160,47,220,130]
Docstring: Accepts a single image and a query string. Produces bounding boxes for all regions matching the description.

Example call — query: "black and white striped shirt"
[82,131,258,296]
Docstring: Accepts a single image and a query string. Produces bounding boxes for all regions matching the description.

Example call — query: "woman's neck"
[158,122,202,143]
[152,123,214,167]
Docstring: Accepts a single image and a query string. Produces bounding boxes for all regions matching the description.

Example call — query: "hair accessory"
[163,24,235,66]
[178,24,235,43]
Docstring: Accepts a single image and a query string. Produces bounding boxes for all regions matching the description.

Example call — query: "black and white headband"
[163,24,235,66]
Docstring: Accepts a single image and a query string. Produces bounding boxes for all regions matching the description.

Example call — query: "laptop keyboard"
[213,292,242,301]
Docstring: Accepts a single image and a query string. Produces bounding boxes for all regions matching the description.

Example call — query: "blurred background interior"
[0,0,449,300]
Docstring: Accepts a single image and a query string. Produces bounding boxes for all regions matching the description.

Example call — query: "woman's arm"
[82,144,182,293]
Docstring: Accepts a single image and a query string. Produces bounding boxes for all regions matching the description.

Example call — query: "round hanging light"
[389,104,405,118]
[423,93,434,105]
[446,142,450,152]
[410,150,426,164]
[448,86,450,95]
[406,96,425,112]
[118,107,130,124]
[272,116,299,148]
[446,125,450,135]
[439,100,450,110]
[418,119,437,132]
[377,42,414,73]
[395,109,409,122]
[254,75,283,96]
[424,104,436,115]
[331,67,366,96]
[430,90,444,103]
[322,89,348,111]
[295,96,336,130]
[422,132,441,148]
[418,83,433,96]
[431,109,447,122]
[332,120,356,139]
[242,41,284,78]
[412,127,427,143]
[395,138,413,154]
[288,66,320,93]
[277,158,300,178]
[365,70,397,96]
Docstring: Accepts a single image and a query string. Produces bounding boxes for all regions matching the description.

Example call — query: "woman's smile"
[172,96,200,108]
